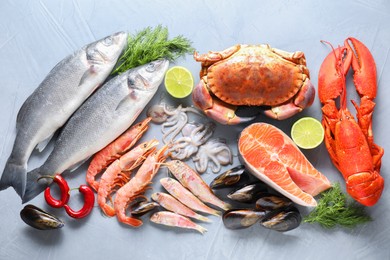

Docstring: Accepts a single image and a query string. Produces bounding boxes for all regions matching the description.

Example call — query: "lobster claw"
[318,44,352,105]
[344,37,377,99]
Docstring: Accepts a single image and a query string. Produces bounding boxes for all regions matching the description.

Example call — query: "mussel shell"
[227,182,268,203]
[260,207,301,232]
[130,200,160,217]
[255,194,293,211]
[20,204,64,230]
[223,208,266,230]
[210,165,249,189]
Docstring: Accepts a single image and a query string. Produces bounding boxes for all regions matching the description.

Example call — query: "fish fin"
[22,168,48,203]
[0,160,27,198]
[79,66,97,87]
[69,157,91,172]
[16,95,33,127]
[36,133,54,152]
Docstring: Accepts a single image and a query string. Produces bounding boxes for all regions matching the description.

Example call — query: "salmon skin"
[238,123,331,207]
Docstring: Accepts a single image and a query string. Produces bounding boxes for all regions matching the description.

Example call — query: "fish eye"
[146,62,156,72]
[103,36,113,46]
[86,49,96,59]
[128,77,136,86]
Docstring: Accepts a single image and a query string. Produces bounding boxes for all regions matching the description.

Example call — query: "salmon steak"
[238,123,331,207]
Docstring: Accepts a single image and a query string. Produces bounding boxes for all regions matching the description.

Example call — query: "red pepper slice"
[63,185,95,219]
[38,174,70,208]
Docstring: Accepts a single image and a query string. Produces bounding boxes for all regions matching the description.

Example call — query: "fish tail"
[22,168,48,203]
[0,160,27,198]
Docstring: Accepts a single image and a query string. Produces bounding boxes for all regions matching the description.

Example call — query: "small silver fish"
[165,160,231,211]
[23,59,169,202]
[0,32,128,198]
[151,192,211,222]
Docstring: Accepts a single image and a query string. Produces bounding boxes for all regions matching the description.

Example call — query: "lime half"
[164,66,194,98]
[291,117,324,149]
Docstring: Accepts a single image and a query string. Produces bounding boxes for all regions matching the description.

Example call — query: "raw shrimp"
[97,140,158,217]
[114,145,168,227]
[86,117,152,191]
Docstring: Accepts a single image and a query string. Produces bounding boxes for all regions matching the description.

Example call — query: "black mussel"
[130,200,160,217]
[227,182,268,203]
[255,194,293,211]
[20,204,64,230]
[210,165,249,189]
[260,207,301,232]
[223,208,266,230]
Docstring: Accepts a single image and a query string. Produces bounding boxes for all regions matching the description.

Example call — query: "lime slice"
[164,66,194,98]
[291,117,324,149]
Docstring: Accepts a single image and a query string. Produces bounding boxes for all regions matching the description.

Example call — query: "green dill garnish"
[303,183,372,229]
[112,25,194,75]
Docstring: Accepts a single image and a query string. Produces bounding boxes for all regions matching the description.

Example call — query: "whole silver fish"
[0,32,128,198]
[23,59,169,202]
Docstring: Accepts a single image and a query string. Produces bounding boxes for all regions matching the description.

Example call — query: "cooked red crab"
[192,44,315,124]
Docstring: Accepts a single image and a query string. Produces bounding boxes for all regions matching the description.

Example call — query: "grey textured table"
[1,1,389,259]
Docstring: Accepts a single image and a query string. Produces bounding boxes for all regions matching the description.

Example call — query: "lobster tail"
[346,171,384,207]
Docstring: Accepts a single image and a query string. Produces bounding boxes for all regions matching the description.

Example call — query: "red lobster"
[318,37,384,206]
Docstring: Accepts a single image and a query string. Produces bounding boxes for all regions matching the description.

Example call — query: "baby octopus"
[147,103,201,144]
[169,122,215,160]
[193,138,233,174]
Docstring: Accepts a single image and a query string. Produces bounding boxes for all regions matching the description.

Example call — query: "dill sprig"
[112,25,194,75]
[303,183,372,229]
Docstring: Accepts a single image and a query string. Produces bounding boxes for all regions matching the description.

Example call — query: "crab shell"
[193,44,315,124]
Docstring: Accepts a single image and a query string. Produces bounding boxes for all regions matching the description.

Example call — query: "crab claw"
[263,77,315,120]
[192,80,255,125]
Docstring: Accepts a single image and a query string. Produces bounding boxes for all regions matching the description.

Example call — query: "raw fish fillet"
[238,123,331,207]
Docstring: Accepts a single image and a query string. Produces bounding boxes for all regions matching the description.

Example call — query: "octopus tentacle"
[192,138,233,173]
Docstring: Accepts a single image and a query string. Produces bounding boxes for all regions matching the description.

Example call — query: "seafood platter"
[0,1,389,259]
